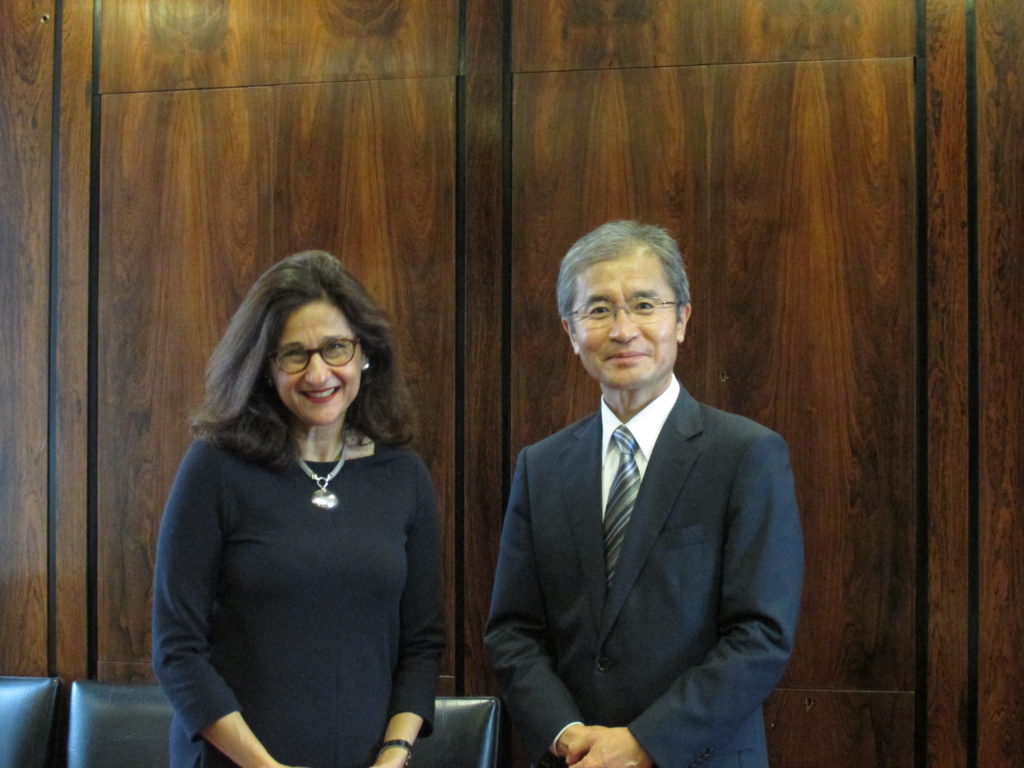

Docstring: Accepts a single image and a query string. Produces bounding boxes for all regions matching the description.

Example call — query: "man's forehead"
[574,251,672,295]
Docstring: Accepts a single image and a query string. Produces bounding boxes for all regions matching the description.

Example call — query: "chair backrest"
[416,696,501,768]
[67,681,173,768]
[0,676,61,768]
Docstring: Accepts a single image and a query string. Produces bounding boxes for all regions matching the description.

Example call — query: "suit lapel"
[561,416,607,635]
[600,389,704,638]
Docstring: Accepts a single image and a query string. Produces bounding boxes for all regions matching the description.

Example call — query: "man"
[485,221,803,768]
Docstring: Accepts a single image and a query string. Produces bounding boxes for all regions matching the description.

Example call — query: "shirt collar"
[600,377,680,461]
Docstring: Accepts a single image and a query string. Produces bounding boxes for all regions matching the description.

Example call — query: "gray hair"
[556,220,691,319]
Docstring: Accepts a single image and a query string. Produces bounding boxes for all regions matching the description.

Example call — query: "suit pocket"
[652,522,703,552]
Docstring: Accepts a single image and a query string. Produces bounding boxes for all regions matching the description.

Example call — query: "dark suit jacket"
[485,387,803,768]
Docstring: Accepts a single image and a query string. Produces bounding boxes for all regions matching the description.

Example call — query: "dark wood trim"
[460,0,506,696]
[53,0,95,685]
[923,0,972,765]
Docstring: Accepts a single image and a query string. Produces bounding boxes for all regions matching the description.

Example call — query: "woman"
[153,251,443,768]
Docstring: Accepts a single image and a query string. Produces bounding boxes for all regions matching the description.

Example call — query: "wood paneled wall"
[0,0,55,676]
[977,0,1024,764]
[1,1,1023,767]
[511,65,708,442]
[709,59,917,697]
[509,9,917,760]
[92,6,458,684]
[925,1,970,766]
[99,1,457,91]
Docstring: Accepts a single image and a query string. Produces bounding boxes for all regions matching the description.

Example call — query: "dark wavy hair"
[191,250,414,469]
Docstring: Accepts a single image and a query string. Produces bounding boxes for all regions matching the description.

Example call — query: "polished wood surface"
[708,0,915,64]
[511,66,709,452]
[96,77,456,679]
[509,57,916,764]
[924,1,971,766]
[97,86,277,671]
[54,0,95,685]
[512,1,703,72]
[709,58,917,693]
[512,0,914,72]
[0,0,56,676]
[977,0,1024,764]
[100,0,458,93]
[764,689,914,767]
[271,76,457,678]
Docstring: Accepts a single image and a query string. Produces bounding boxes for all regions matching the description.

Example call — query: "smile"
[302,387,339,403]
[607,352,646,362]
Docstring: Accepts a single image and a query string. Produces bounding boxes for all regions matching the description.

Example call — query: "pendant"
[311,488,339,510]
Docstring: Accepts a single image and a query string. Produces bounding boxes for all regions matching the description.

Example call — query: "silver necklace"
[297,440,347,510]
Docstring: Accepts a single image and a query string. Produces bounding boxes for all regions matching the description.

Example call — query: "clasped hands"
[555,724,653,768]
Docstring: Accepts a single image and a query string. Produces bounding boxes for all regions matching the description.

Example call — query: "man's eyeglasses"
[269,337,360,374]
[569,297,680,329]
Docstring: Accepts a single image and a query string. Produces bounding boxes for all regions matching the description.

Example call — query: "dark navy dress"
[153,441,443,768]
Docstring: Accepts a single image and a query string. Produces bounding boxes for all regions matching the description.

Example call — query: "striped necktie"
[604,426,640,585]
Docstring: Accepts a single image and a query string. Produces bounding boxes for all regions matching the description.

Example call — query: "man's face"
[562,249,690,410]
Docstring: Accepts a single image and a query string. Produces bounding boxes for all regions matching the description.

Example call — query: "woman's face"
[267,300,366,440]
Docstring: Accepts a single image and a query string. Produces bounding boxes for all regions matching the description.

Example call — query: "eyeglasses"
[269,337,360,374]
[569,297,680,328]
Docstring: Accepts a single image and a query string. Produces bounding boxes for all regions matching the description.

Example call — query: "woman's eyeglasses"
[269,338,360,374]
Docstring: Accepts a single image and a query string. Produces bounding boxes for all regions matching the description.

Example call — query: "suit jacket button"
[596,656,613,672]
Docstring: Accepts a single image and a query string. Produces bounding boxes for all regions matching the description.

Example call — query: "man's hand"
[559,725,653,768]
[556,724,603,765]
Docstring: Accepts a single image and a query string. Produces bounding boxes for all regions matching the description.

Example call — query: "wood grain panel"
[764,689,914,767]
[924,1,970,766]
[54,0,95,684]
[462,0,506,696]
[511,67,709,455]
[708,59,917,691]
[707,0,915,65]
[0,0,55,676]
[100,0,458,93]
[977,0,1024,764]
[512,0,914,73]
[512,0,702,73]
[97,86,276,674]
[272,76,457,678]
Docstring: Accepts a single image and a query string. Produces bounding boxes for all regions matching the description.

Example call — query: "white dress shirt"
[599,376,681,515]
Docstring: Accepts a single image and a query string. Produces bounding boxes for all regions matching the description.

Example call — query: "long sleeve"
[152,442,241,740]
[485,449,586,760]
[387,458,444,734]
[628,430,803,767]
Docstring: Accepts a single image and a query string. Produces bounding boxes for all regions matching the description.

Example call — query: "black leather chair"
[416,696,501,768]
[0,676,61,768]
[64,683,499,768]
[67,680,174,768]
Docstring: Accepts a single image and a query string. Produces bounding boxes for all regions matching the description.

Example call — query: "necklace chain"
[297,433,347,492]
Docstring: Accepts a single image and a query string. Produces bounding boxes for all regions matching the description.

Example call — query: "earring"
[361,360,370,371]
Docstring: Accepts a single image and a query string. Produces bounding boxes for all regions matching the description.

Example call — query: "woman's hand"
[200,712,309,768]
[370,711,421,767]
